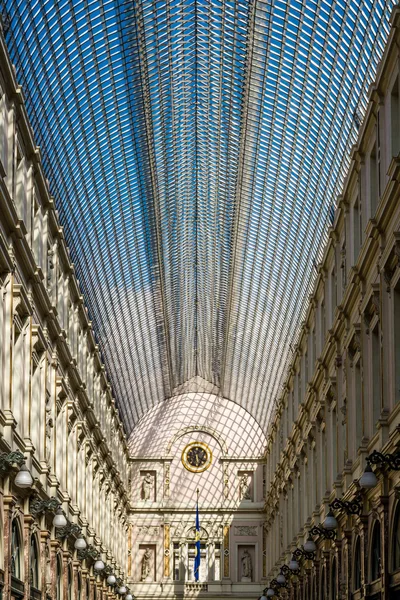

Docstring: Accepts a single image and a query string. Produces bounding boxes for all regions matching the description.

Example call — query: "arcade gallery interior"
[1,1,400,599]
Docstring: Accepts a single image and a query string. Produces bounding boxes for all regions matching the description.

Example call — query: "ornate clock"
[182,441,212,473]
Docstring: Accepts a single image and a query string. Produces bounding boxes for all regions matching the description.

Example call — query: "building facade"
[0,6,400,600]
[263,7,400,599]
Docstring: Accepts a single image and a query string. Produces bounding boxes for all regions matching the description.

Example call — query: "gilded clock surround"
[181,441,213,473]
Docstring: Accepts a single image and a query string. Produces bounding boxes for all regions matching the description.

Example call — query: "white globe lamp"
[14,464,33,488]
[53,508,67,528]
[74,535,87,550]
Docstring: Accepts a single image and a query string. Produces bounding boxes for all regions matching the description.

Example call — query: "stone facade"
[0,18,130,600]
[2,4,400,600]
[127,394,267,598]
[262,7,400,599]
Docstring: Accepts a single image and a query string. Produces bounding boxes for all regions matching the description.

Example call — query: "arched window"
[77,574,82,600]
[67,565,73,600]
[11,520,22,580]
[393,504,400,571]
[320,566,325,600]
[56,556,63,600]
[86,578,90,600]
[354,537,362,591]
[370,521,381,581]
[30,535,39,589]
[331,558,337,600]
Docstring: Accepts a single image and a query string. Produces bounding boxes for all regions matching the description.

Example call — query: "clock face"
[182,442,212,473]
[187,446,207,468]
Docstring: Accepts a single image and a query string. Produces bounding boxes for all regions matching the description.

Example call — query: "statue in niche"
[241,549,253,581]
[45,396,54,467]
[141,547,151,581]
[142,473,153,501]
[239,473,251,500]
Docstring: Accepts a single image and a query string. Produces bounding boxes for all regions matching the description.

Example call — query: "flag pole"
[194,488,201,581]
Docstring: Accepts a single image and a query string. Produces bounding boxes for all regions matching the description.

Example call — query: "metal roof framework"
[3,0,394,433]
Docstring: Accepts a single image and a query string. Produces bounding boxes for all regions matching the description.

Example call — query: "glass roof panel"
[3,0,395,432]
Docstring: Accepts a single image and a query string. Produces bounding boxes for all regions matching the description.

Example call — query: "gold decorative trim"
[164,523,170,577]
[223,525,230,578]
[181,441,212,473]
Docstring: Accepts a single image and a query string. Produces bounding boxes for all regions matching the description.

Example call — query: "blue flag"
[194,492,200,581]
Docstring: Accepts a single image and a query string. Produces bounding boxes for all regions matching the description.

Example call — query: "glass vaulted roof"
[4,0,394,433]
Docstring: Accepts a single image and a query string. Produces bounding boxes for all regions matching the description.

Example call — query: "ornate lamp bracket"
[77,545,100,562]
[309,526,336,541]
[30,496,60,518]
[0,450,25,474]
[329,494,362,516]
[55,521,82,540]
[293,547,316,562]
[367,449,400,470]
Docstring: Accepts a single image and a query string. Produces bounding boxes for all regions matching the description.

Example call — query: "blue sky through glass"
[4,0,395,432]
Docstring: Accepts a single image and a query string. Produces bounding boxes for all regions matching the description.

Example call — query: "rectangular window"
[214,544,221,581]
[370,143,378,216]
[394,283,400,404]
[391,75,400,157]
[173,543,180,581]
[372,324,381,425]
[188,544,207,582]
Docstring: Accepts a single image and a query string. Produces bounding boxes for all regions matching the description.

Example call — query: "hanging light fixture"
[260,595,267,600]
[94,559,105,571]
[303,536,317,553]
[276,573,286,584]
[125,594,133,600]
[107,574,116,585]
[288,555,299,571]
[266,589,275,597]
[323,511,338,531]
[74,536,87,550]
[14,464,34,488]
[118,586,127,595]
[53,508,67,528]
[359,464,378,489]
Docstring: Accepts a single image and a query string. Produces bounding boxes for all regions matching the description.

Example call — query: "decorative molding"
[137,526,159,536]
[234,526,257,536]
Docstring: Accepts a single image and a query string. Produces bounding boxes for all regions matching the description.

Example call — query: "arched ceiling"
[4,0,394,433]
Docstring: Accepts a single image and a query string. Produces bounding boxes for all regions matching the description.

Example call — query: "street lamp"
[74,536,87,551]
[107,574,116,585]
[0,451,33,488]
[323,511,338,531]
[303,537,317,553]
[53,508,67,528]
[94,559,105,571]
[359,464,378,489]
[14,463,34,488]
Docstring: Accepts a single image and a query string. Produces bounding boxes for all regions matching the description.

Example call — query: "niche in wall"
[139,470,156,502]
[237,545,255,582]
[138,544,156,582]
[238,471,254,501]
